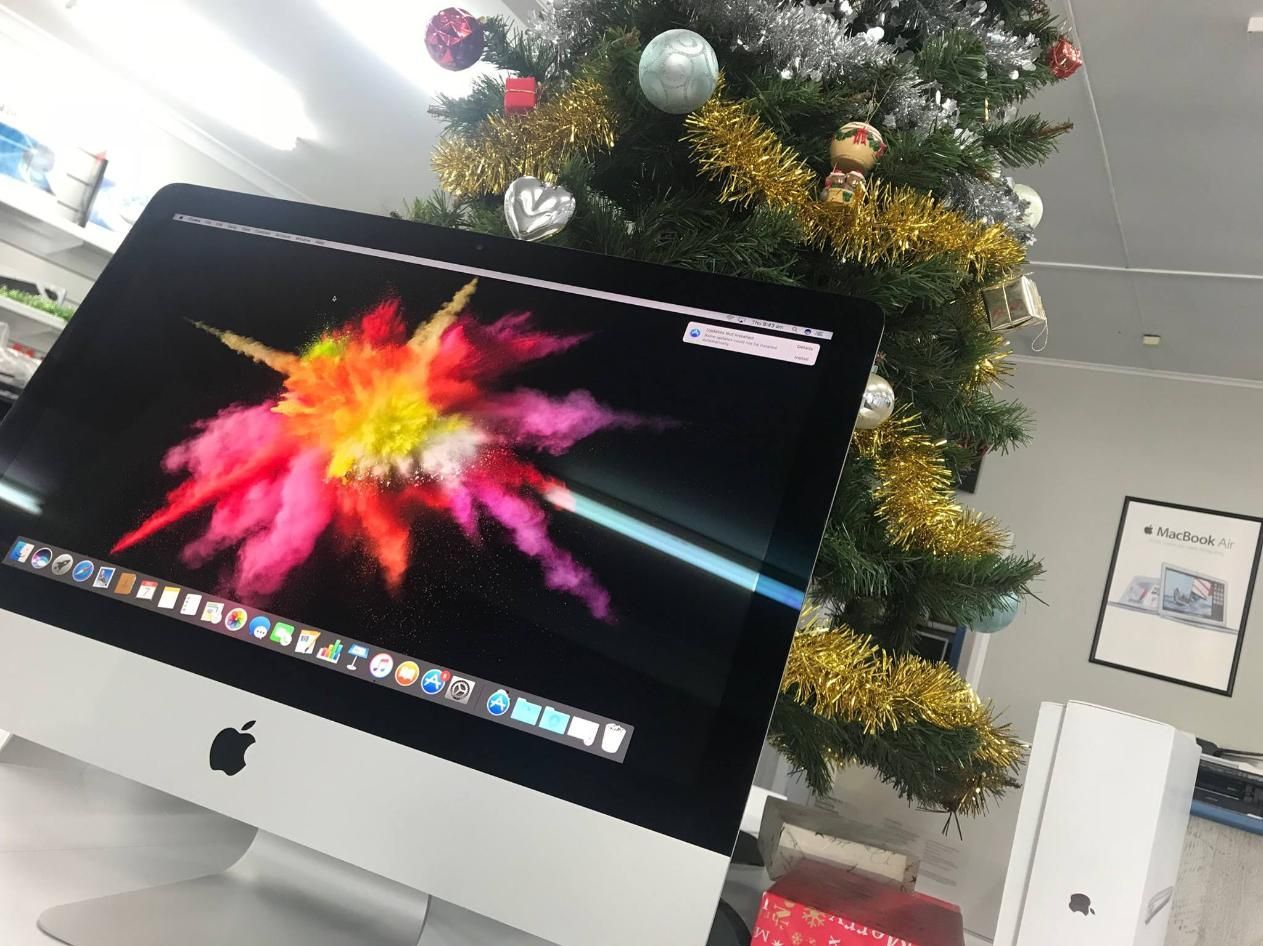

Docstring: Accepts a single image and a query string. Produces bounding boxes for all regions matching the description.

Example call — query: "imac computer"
[0,185,882,946]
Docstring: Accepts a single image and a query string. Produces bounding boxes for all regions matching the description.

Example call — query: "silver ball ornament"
[638,29,719,114]
[854,372,895,430]
[1012,183,1044,228]
[503,176,575,242]
[972,593,1020,633]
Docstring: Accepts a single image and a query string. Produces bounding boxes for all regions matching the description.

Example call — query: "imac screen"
[0,192,879,853]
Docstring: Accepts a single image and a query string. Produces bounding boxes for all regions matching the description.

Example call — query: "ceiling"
[1015,0,1263,382]
[6,0,1262,381]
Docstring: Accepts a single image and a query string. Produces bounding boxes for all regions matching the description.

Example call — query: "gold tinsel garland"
[783,626,1023,814]
[971,336,1011,389]
[969,294,1014,389]
[432,77,618,196]
[684,94,1026,280]
[853,414,1004,558]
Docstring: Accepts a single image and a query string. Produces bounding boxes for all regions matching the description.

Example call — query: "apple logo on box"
[1068,893,1095,916]
[1144,525,1154,535]
[209,721,256,776]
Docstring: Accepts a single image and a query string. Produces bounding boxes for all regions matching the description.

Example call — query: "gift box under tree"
[751,860,964,946]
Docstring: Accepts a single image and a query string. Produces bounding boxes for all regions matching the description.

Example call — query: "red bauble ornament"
[1047,36,1083,79]
[425,7,485,72]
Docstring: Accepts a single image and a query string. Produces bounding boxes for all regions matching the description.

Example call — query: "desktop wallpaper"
[0,210,856,851]
[110,279,672,622]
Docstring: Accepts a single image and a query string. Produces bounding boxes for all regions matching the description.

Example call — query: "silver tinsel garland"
[878,0,1039,79]
[532,0,624,60]
[879,74,959,132]
[684,0,891,81]
[941,173,1035,244]
[533,0,942,131]
[683,0,964,134]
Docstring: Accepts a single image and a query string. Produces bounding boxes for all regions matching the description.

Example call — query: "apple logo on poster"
[1068,893,1095,916]
[209,721,256,776]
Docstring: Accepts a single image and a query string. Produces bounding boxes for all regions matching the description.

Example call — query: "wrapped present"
[751,859,964,946]
[981,274,1045,332]
[504,76,538,114]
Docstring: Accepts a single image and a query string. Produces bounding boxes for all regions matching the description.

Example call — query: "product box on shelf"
[758,797,919,890]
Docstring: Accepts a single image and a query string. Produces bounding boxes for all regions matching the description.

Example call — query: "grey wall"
[969,360,1263,745]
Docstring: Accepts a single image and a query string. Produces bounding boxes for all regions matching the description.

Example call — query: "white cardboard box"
[994,701,1200,946]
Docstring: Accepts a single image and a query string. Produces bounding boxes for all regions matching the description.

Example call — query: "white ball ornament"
[1012,183,1044,229]
[854,372,895,430]
[638,29,719,114]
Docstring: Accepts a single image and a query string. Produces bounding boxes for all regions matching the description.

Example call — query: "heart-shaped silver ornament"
[503,176,575,242]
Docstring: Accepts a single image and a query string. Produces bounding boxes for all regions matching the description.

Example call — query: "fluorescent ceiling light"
[316,0,497,96]
[64,0,313,150]
[546,488,806,610]
[0,480,43,516]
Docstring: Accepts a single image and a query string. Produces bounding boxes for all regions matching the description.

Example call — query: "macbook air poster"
[1091,497,1263,694]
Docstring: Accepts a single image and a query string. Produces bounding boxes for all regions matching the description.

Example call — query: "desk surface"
[0,741,769,946]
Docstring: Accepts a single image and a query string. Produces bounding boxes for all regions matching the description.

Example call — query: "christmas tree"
[411,0,1081,816]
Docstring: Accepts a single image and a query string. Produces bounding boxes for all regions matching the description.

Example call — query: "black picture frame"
[1089,496,1263,696]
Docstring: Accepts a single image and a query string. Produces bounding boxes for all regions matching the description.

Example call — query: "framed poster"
[1090,497,1263,695]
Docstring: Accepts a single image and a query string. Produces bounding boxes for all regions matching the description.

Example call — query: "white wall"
[0,13,277,305]
[969,360,1263,746]
[0,21,266,197]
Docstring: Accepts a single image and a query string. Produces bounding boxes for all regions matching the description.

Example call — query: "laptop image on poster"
[1112,576,1160,613]
[1158,563,1230,631]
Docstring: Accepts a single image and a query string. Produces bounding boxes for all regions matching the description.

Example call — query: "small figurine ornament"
[822,169,866,204]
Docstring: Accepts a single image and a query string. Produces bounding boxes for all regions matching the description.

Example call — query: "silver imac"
[0,185,882,946]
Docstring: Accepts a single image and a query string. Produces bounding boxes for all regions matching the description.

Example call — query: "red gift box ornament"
[504,76,538,114]
[425,7,485,72]
[1046,36,1083,79]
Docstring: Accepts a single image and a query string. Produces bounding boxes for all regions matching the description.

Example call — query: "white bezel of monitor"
[1158,563,1228,627]
[0,186,883,944]
[0,613,726,943]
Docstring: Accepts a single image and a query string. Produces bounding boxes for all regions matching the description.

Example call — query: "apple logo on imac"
[209,721,257,776]
[1068,893,1095,916]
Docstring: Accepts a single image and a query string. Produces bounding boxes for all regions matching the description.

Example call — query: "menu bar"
[4,538,634,762]
[171,213,835,340]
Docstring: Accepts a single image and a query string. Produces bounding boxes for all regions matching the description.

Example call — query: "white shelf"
[0,175,118,281]
[0,293,68,355]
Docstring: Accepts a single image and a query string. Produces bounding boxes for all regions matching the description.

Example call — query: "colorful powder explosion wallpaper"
[109,279,672,622]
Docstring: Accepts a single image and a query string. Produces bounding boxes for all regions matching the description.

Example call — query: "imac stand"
[37,829,432,946]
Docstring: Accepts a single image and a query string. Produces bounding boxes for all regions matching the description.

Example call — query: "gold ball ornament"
[830,122,886,174]
[855,372,895,430]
